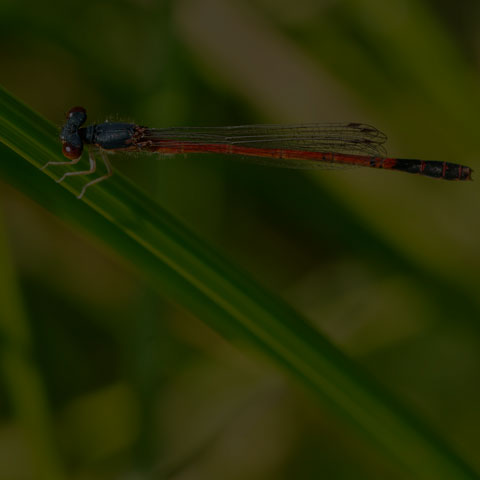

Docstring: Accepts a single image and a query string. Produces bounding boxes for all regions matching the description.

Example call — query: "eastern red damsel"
[41,107,473,199]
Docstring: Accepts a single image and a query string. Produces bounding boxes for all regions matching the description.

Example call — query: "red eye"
[66,106,86,118]
[62,143,83,159]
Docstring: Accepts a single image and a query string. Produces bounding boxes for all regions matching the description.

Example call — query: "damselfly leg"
[42,146,113,199]
[40,156,82,171]
[56,149,96,185]
[76,151,113,199]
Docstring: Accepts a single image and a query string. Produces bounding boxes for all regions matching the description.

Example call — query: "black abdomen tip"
[426,161,472,180]
[393,159,472,180]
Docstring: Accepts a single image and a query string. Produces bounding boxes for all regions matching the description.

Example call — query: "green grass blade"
[0,84,477,479]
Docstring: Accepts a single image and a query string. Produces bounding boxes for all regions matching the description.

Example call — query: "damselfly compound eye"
[67,106,86,118]
[62,142,83,160]
[64,106,87,128]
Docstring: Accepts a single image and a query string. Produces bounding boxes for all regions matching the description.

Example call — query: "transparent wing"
[141,122,388,157]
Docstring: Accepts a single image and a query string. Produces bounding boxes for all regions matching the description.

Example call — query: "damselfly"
[42,107,473,199]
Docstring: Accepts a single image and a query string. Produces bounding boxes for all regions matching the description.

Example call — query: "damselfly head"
[60,106,87,159]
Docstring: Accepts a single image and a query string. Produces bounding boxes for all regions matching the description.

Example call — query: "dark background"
[1,0,480,478]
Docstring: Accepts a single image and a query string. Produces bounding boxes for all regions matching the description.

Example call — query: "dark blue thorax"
[81,123,137,150]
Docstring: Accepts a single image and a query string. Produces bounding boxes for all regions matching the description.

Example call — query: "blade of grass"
[0,85,477,478]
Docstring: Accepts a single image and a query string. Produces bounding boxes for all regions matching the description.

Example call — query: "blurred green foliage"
[1,0,480,479]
